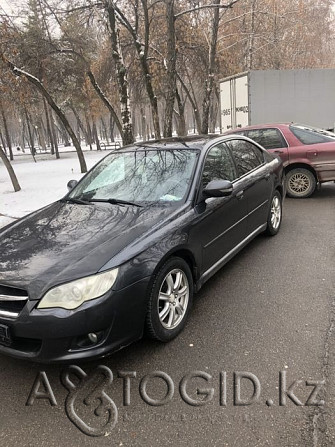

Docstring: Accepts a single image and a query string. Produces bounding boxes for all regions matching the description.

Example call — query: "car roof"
[120,134,221,151]
[225,123,291,133]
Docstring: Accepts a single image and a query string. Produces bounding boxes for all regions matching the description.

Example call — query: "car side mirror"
[67,179,78,191]
[203,179,233,198]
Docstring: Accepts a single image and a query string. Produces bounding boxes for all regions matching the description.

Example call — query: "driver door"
[191,142,248,275]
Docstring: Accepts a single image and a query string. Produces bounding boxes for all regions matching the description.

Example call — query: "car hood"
[0,201,175,300]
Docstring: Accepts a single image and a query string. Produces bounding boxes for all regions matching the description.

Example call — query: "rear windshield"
[290,124,335,145]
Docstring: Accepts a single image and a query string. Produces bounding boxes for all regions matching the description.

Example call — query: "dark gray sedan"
[0,135,284,362]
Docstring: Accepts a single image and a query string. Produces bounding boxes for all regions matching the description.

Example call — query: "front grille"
[0,285,27,297]
[0,284,28,318]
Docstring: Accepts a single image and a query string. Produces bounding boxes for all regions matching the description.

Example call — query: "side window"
[227,139,264,177]
[202,143,237,187]
[245,128,287,149]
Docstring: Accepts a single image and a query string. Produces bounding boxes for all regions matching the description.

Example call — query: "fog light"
[88,333,98,344]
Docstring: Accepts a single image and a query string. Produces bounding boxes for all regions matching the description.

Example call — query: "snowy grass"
[0,148,114,228]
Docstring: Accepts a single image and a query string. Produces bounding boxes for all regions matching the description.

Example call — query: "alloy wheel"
[157,269,189,330]
[270,195,281,230]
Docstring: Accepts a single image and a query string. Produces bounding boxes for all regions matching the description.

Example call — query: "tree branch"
[175,0,240,20]
[49,48,123,135]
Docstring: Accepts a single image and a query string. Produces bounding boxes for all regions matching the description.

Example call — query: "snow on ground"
[0,148,114,228]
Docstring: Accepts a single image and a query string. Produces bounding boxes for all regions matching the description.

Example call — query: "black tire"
[146,257,193,342]
[286,168,316,198]
[265,190,282,236]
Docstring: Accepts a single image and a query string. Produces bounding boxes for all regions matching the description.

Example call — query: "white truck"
[219,69,335,131]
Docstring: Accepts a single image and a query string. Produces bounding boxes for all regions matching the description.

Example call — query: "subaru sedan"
[0,135,284,362]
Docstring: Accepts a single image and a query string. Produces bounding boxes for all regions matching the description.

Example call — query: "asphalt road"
[0,184,334,447]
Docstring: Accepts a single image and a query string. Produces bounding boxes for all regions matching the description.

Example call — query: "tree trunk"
[0,102,13,161]
[110,114,115,142]
[101,117,109,144]
[175,88,187,136]
[140,107,147,141]
[1,54,87,172]
[0,132,7,156]
[57,118,70,147]
[163,0,177,137]
[24,109,37,162]
[105,2,134,146]
[85,113,93,150]
[201,0,221,135]
[38,119,47,151]
[50,111,59,159]
[43,97,55,154]
[0,142,21,192]
[92,122,101,150]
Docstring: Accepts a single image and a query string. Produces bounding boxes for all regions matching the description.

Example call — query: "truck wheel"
[286,168,316,198]
[145,257,193,342]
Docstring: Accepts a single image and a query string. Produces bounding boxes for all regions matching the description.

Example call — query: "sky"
[0,0,13,14]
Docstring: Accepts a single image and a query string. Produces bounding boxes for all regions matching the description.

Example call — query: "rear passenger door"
[226,138,273,234]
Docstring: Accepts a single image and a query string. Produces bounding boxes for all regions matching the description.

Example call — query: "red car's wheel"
[286,168,316,198]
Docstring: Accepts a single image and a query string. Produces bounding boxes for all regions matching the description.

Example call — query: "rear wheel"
[286,168,316,198]
[146,257,193,342]
[265,191,282,236]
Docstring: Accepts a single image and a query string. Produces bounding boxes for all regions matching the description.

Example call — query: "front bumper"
[0,276,150,363]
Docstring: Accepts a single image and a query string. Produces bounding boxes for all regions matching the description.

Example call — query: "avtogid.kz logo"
[26,366,325,437]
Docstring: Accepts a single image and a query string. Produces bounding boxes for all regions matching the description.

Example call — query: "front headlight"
[37,268,119,310]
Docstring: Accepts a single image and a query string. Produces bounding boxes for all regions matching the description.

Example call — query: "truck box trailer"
[219,69,335,131]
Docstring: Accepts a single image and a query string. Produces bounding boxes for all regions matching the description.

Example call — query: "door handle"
[274,150,284,154]
[236,190,244,200]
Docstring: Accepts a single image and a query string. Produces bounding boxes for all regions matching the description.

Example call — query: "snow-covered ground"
[0,148,114,228]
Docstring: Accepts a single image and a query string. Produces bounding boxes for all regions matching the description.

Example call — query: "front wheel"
[265,191,282,236]
[145,257,193,342]
[286,168,316,198]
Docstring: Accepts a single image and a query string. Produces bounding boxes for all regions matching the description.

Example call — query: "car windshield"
[290,124,335,144]
[69,148,199,205]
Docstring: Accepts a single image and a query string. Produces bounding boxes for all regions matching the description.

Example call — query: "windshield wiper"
[87,198,143,208]
[62,197,92,205]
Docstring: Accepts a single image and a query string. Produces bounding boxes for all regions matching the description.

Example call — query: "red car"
[224,123,335,198]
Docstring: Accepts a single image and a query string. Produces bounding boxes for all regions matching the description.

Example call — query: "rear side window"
[227,139,264,177]
[290,124,335,145]
[245,128,287,150]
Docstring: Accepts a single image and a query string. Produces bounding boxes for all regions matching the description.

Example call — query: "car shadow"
[310,182,335,199]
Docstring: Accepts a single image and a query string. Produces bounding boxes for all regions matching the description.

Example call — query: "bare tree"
[0,53,87,172]
[0,142,21,192]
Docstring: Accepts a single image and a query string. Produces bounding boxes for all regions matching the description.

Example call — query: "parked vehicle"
[225,123,335,198]
[219,69,335,131]
[0,135,284,362]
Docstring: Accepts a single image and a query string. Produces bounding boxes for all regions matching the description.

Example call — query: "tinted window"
[245,128,287,149]
[290,124,335,144]
[202,143,237,187]
[227,139,264,176]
